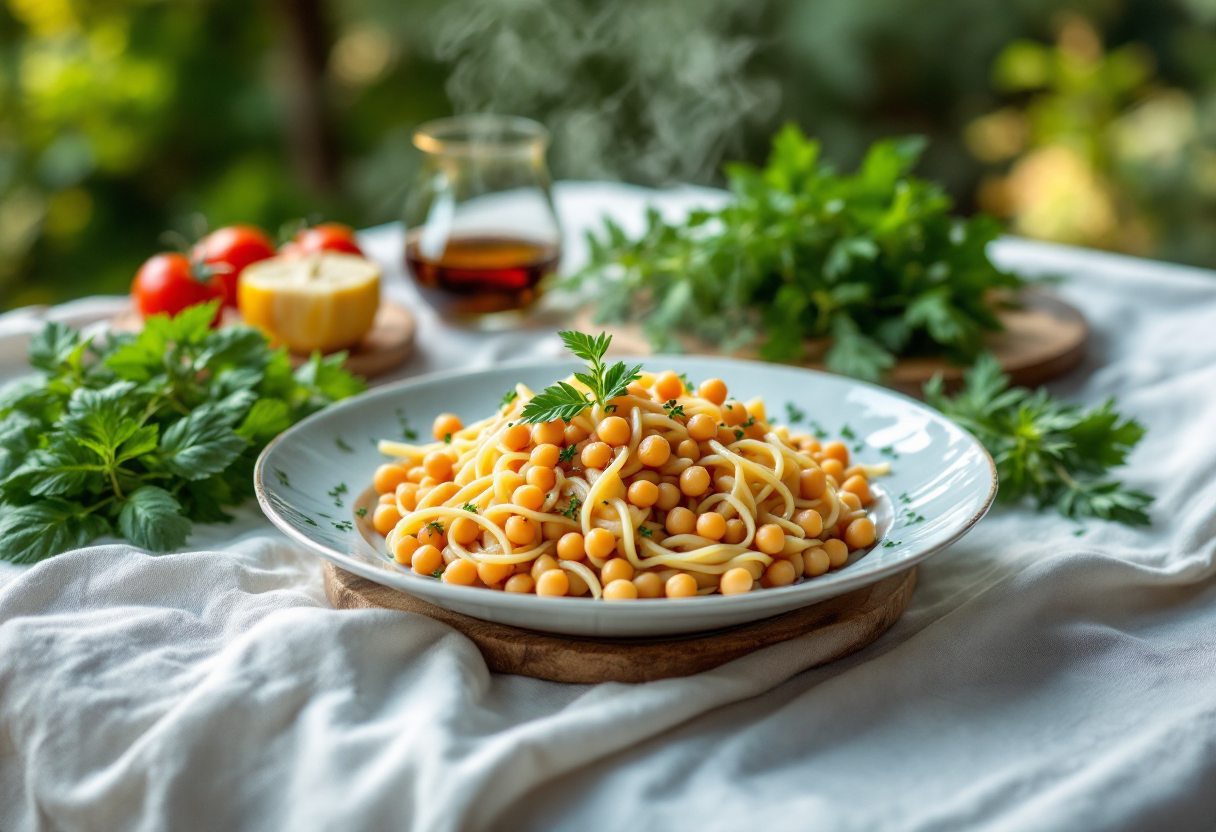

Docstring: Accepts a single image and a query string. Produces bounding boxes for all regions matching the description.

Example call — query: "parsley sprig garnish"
[663,399,686,419]
[560,496,582,519]
[558,445,579,463]
[925,354,1152,526]
[521,331,642,424]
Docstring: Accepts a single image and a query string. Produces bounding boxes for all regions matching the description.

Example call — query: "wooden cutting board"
[323,562,916,684]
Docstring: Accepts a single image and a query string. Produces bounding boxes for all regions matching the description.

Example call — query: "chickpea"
[680,465,711,497]
[665,506,696,536]
[627,480,659,508]
[802,438,822,455]
[563,423,589,446]
[603,579,639,601]
[422,451,453,482]
[800,467,827,500]
[478,561,513,586]
[393,534,420,566]
[417,522,446,549]
[557,532,586,561]
[596,416,631,447]
[373,464,410,495]
[845,517,877,550]
[762,559,796,588]
[653,371,685,401]
[512,484,546,512]
[697,378,728,406]
[418,476,439,492]
[532,420,565,447]
[504,573,535,594]
[536,569,569,597]
[443,558,478,585]
[821,458,845,481]
[632,571,663,598]
[719,567,754,595]
[794,509,823,537]
[713,473,734,493]
[823,538,849,568]
[839,492,863,512]
[565,569,590,597]
[723,518,747,544]
[449,516,479,546]
[373,504,401,536]
[789,551,805,578]
[844,464,866,481]
[655,482,682,511]
[822,441,850,465]
[676,439,700,461]
[720,400,747,427]
[584,527,618,560]
[755,524,785,555]
[581,441,612,470]
[432,413,463,441]
[498,423,528,451]
[407,467,427,484]
[531,554,561,580]
[542,521,567,540]
[526,465,556,492]
[632,469,660,484]
[744,398,766,423]
[696,512,727,541]
[665,573,698,598]
[411,544,443,576]
[683,413,715,441]
[395,482,420,512]
[505,516,536,546]
[717,426,739,445]
[842,475,872,506]
[530,443,561,469]
[378,492,396,505]
[805,547,830,577]
[498,471,526,497]
[638,435,672,467]
[601,558,635,584]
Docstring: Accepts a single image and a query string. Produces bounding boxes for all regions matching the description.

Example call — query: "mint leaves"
[0,300,364,562]
[521,331,642,424]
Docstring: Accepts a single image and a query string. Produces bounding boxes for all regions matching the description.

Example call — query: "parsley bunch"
[564,125,1023,381]
[0,301,364,563]
[925,355,1152,526]
[521,331,641,423]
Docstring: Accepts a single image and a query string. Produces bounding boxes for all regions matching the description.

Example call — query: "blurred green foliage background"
[1,0,1214,310]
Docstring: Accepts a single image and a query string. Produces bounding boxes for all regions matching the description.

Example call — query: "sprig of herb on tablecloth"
[521,331,642,423]
[0,300,364,563]
[925,354,1151,526]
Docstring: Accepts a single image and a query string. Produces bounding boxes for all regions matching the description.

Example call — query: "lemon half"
[238,253,381,354]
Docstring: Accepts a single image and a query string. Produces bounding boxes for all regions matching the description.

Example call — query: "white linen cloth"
[2,182,1216,831]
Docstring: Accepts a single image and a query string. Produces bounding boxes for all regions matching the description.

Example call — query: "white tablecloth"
[2,183,1215,831]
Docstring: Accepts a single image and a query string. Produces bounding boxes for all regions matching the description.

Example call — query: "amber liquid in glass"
[406,234,560,317]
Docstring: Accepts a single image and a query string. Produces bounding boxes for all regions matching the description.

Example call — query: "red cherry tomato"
[282,222,363,257]
[131,253,224,322]
[193,224,276,307]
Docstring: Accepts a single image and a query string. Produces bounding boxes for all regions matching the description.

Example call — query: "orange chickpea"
[632,571,663,598]
[805,546,830,577]
[762,559,796,588]
[723,518,747,544]
[422,451,453,482]
[821,458,845,481]
[378,492,396,505]
[698,378,727,405]
[565,569,590,597]
[563,423,589,446]
[800,467,827,500]
[665,506,696,536]
[530,443,561,469]
[581,442,612,470]
[504,573,535,594]
[845,517,877,550]
[432,413,463,441]
[584,527,618,560]
[443,558,478,585]
[638,435,671,467]
[677,439,700,461]
[823,538,849,568]
[823,441,850,465]
[478,561,513,586]
[532,420,565,447]
[789,551,805,578]
[536,569,569,597]
[512,484,545,512]
[717,426,739,445]
[627,480,659,508]
[531,554,561,580]
[407,467,427,484]
[502,423,532,451]
[719,567,754,595]
[755,524,785,555]
[603,579,639,601]
[557,532,586,561]
[411,544,443,576]
[696,512,727,541]
[542,521,566,540]
[744,399,766,423]
[686,413,717,441]
[794,509,824,537]
[597,416,631,447]
[373,503,401,536]
[498,471,526,497]
[449,516,480,546]
[714,473,734,493]
[393,535,420,566]
[842,475,872,506]
[840,492,863,512]
[373,464,410,494]
[632,469,660,484]
[655,482,682,511]
[526,465,556,492]
[653,371,685,401]
[601,558,635,584]
[505,516,535,546]
[680,465,711,497]
[721,400,747,427]
[417,522,446,549]
[665,573,698,598]
[395,482,420,511]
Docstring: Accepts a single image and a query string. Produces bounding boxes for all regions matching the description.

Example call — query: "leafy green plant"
[925,354,1151,526]
[0,301,364,562]
[521,331,641,423]
[563,125,1023,382]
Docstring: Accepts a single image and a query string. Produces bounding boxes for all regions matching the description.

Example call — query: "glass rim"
[413,114,550,155]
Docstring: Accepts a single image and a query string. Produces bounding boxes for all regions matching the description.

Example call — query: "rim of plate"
[254,355,998,617]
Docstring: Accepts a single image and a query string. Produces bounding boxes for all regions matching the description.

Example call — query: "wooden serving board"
[323,562,916,684]
[111,300,416,379]
[581,290,1087,394]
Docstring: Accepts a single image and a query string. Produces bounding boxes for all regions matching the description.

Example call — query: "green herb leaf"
[561,496,582,519]
[663,399,686,420]
[159,403,249,481]
[558,444,579,463]
[521,381,590,424]
[117,485,191,552]
[0,499,112,564]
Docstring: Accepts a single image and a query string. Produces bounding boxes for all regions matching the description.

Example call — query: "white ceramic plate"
[255,357,996,637]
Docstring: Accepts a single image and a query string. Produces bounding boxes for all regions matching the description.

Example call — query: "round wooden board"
[111,300,416,379]
[323,562,917,684]
[581,290,1087,394]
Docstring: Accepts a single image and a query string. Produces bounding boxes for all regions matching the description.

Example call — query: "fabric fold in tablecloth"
[2,183,1216,831]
